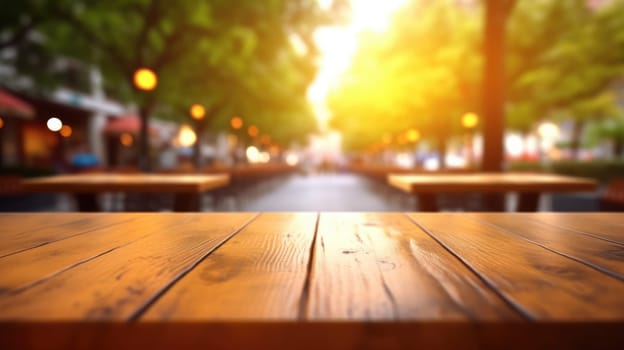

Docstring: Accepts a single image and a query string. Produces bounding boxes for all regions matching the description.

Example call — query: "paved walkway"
[234,173,409,212]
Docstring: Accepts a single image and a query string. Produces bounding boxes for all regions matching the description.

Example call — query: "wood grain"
[468,213,624,280]
[530,213,624,245]
[0,215,193,293]
[143,212,317,320]
[0,213,256,320]
[408,213,624,320]
[0,213,137,257]
[306,212,521,320]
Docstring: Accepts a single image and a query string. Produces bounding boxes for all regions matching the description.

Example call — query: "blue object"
[71,153,99,168]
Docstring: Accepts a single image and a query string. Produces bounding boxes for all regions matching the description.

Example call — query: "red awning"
[0,89,35,119]
[104,115,159,136]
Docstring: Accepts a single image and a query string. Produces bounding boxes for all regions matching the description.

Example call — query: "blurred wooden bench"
[0,176,22,196]
[601,179,624,211]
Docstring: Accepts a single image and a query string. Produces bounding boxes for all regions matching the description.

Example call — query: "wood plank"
[531,213,624,245]
[0,215,193,293]
[0,213,256,320]
[22,174,229,194]
[388,173,597,194]
[0,213,137,257]
[468,213,624,280]
[408,213,624,320]
[143,212,317,320]
[306,212,520,320]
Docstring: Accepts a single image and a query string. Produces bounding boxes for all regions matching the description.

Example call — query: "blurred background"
[1,0,623,212]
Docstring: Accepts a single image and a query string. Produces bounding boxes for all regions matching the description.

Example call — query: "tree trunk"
[481,0,514,172]
[570,120,585,160]
[615,138,624,159]
[138,99,155,172]
[193,120,204,170]
[481,0,515,211]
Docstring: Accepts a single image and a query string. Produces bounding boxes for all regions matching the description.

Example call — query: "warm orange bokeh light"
[133,68,157,91]
[462,112,479,129]
[248,125,259,137]
[406,129,420,143]
[231,116,243,130]
[60,125,72,138]
[260,134,271,145]
[0,117,4,129]
[190,104,205,120]
[120,133,134,147]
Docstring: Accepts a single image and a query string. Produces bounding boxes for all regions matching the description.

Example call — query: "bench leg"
[517,193,541,212]
[416,194,438,212]
[174,193,201,212]
[74,194,100,212]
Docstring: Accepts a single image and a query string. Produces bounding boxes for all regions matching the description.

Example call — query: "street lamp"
[462,112,479,169]
[133,68,157,91]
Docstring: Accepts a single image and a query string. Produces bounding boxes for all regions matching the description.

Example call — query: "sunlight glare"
[309,0,409,128]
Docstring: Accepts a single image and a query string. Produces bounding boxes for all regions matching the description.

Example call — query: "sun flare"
[309,0,409,128]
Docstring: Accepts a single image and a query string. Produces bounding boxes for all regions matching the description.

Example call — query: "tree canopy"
[1,0,329,154]
[328,0,624,164]
[329,1,482,156]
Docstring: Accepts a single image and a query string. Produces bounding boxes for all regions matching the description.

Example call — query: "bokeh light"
[177,125,197,147]
[285,153,299,166]
[190,104,205,120]
[537,122,560,140]
[231,116,243,130]
[133,68,157,91]
[120,133,133,147]
[462,113,479,129]
[60,125,72,138]
[248,125,259,138]
[46,117,62,132]
[0,117,4,129]
[406,129,420,143]
[246,146,260,163]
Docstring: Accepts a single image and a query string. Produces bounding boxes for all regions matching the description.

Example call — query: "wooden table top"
[22,173,230,193]
[0,212,622,349]
[388,172,598,193]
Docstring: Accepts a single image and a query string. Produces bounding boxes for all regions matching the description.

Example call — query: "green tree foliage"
[507,0,624,158]
[329,1,481,167]
[2,0,328,169]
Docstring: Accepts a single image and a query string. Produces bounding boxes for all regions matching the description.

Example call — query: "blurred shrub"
[509,160,624,184]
